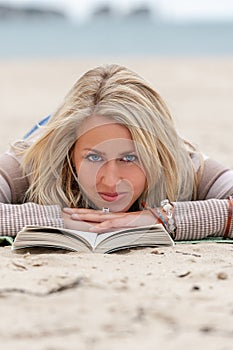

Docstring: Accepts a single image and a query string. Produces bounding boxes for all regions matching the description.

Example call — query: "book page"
[13,224,173,253]
[94,230,118,248]
[94,224,171,249]
[58,228,98,248]
[18,226,98,250]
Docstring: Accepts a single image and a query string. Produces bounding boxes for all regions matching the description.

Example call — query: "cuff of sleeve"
[173,199,230,241]
[0,203,64,237]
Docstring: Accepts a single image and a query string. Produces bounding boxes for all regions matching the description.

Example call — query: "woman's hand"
[62,210,95,231]
[62,208,158,233]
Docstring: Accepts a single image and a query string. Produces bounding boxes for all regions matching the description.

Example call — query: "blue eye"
[86,154,103,162]
[122,154,137,162]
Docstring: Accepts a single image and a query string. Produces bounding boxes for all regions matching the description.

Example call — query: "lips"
[98,192,120,202]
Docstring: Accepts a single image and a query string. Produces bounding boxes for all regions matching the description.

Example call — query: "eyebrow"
[83,148,136,157]
[83,148,106,156]
[119,150,137,157]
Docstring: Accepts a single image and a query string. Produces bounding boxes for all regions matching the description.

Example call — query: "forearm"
[0,202,64,237]
[173,198,232,240]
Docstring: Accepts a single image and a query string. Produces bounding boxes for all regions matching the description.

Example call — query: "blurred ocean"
[0,17,233,58]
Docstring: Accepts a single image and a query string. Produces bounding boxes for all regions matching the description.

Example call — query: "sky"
[1,0,233,21]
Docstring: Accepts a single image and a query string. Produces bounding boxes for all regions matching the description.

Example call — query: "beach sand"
[0,57,233,349]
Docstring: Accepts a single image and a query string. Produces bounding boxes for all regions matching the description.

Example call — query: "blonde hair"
[20,64,198,208]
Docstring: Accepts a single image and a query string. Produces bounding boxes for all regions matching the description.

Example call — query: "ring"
[102,207,110,213]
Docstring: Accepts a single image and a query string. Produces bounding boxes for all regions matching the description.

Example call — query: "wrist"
[160,199,176,239]
[141,200,176,239]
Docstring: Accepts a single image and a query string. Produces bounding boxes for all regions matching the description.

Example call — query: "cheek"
[75,159,100,188]
[124,166,147,194]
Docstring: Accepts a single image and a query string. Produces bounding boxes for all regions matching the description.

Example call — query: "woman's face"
[73,116,147,212]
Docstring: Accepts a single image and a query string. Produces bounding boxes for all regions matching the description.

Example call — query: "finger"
[89,216,135,233]
[89,220,120,233]
[63,208,103,215]
[71,212,123,223]
[89,211,156,233]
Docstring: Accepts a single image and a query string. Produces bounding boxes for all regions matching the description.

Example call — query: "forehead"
[76,116,133,150]
[77,115,127,138]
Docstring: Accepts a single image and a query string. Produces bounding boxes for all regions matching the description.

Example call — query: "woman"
[0,64,233,240]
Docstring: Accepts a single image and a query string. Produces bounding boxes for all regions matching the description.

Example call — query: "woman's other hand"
[62,210,94,231]
[62,208,158,233]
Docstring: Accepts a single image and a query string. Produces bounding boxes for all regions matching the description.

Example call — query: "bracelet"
[155,208,169,228]
[223,195,233,239]
[141,201,165,227]
[160,199,176,239]
[141,200,176,239]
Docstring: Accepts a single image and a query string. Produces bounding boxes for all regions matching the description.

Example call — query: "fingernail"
[71,214,80,219]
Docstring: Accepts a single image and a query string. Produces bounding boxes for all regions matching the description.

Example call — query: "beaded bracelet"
[155,209,168,228]
[160,199,176,239]
[141,200,176,239]
[141,201,164,226]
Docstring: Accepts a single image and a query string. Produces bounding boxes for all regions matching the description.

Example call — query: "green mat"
[0,236,14,246]
[177,237,233,244]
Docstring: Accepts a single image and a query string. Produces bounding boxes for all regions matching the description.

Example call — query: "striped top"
[0,147,233,239]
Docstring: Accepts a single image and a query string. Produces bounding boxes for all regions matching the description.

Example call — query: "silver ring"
[102,207,110,213]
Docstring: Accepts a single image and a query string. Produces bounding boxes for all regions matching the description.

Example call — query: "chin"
[93,202,130,213]
[91,196,136,213]
[109,203,133,213]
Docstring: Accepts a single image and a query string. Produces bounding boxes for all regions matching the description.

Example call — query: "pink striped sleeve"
[0,202,64,237]
[173,199,232,240]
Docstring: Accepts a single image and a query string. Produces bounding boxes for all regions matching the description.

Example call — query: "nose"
[98,160,122,189]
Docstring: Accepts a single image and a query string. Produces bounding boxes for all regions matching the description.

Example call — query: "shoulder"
[0,150,22,173]
[194,154,233,199]
[0,150,29,203]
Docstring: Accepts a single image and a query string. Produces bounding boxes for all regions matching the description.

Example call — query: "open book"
[12,224,174,254]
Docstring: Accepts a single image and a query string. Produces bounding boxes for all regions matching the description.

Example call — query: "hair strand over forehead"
[18,64,198,207]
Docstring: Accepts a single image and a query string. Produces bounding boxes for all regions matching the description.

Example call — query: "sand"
[0,57,233,349]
